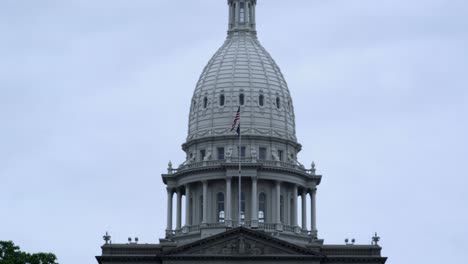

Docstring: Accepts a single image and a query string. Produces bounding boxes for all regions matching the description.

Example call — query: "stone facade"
[96,0,387,263]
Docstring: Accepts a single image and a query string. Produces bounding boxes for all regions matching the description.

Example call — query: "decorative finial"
[135,237,139,244]
[372,232,381,245]
[311,161,316,175]
[167,161,173,174]
[128,237,132,243]
[103,231,111,245]
[345,238,355,245]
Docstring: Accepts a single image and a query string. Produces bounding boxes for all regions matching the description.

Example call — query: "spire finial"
[103,231,111,245]
[372,232,381,245]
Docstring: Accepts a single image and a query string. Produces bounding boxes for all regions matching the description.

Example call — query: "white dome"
[187,31,296,142]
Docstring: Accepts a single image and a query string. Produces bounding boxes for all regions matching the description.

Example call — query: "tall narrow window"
[217,192,225,223]
[237,146,246,158]
[200,149,206,161]
[217,147,225,160]
[259,147,267,160]
[290,198,294,225]
[192,100,196,112]
[258,192,266,223]
[276,97,281,109]
[189,197,193,225]
[219,94,225,106]
[203,97,208,108]
[239,93,245,105]
[240,192,246,224]
[199,195,203,223]
[259,94,264,106]
[239,2,245,23]
[278,150,283,162]
[280,195,284,223]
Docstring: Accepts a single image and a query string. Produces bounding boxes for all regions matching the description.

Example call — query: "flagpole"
[238,104,242,226]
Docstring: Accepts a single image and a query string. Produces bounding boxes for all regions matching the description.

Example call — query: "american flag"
[231,106,240,133]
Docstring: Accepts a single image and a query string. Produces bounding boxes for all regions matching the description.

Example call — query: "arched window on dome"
[217,192,225,223]
[276,97,281,109]
[219,94,225,106]
[203,97,208,108]
[239,93,245,105]
[259,94,264,106]
[258,192,266,223]
[192,100,196,112]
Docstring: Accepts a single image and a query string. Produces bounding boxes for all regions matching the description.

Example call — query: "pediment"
[166,227,316,256]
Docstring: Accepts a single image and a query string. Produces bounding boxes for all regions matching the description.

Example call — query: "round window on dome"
[259,94,264,106]
[220,94,225,106]
[203,97,208,108]
[276,97,281,109]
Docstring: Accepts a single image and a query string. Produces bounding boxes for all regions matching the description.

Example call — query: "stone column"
[185,184,191,226]
[176,189,182,230]
[166,188,174,236]
[202,181,208,224]
[292,185,298,226]
[226,177,232,226]
[301,189,307,231]
[251,177,258,227]
[310,188,317,238]
[275,181,281,223]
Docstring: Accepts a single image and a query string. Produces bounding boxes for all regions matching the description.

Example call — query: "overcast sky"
[1,0,467,263]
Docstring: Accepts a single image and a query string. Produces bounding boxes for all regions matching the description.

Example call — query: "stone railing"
[173,159,309,173]
[173,222,308,237]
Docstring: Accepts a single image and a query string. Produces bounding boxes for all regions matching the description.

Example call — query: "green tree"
[0,241,58,264]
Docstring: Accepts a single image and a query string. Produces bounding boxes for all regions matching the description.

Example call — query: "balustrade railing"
[173,159,308,173]
[173,223,308,237]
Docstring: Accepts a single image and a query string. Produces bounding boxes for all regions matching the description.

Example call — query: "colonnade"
[165,179,317,236]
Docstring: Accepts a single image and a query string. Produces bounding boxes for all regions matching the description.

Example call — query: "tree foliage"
[0,241,58,264]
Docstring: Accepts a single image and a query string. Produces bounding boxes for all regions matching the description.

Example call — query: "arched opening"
[276,97,281,109]
[203,97,208,108]
[219,94,225,106]
[217,192,225,223]
[258,192,266,223]
[259,94,264,106]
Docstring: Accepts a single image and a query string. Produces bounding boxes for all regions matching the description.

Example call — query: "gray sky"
[1,0,467,263]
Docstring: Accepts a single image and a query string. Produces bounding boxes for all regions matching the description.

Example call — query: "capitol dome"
[187,8,296,143]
